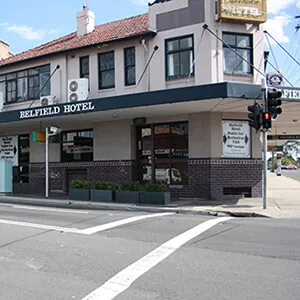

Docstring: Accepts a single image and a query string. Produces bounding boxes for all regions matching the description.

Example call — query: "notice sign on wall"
[222,121,251,158]
[0,136,18,166]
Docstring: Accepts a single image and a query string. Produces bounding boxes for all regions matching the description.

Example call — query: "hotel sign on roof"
[218,0,267,24]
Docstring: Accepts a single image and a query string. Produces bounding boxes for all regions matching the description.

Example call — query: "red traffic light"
[263,112,271,120]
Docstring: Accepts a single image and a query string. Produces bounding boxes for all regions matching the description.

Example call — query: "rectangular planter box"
[91,189,114,202]
[115,191,140,204]
[69,188,90,201]
[140,192,171,205]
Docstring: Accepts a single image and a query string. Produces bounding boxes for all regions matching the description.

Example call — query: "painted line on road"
[11,205,89,214]
[0,213,174,235]
[79,212,175,235]
[81,216,233,300]
[0,219,80,233]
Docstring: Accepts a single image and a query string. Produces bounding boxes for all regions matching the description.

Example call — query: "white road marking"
[11,205,89,214]
[79,212,175,235]
[81,216,233,300]
[0,212,174,235]
[0,219,80,233]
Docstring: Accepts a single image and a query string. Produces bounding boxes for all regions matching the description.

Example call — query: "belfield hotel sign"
[219,0,267,23]
[19,101,95,119]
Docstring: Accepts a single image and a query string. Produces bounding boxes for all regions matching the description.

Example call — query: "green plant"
[71,180,91,189]
[119,181,141,191]
[93,181,116,191]
[143,182,166,192]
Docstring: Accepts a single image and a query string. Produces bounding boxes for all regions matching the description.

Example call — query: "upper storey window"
[165,35,194,80]
[0,64,51,104]
[223,33,253,75]
[98,51,115,89]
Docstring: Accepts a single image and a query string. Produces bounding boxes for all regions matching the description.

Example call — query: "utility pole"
[261,78,268,209]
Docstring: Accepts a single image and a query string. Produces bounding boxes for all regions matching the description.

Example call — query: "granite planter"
[115,191,140,204]
[140,191,171,205]
[90,189,114,202]
[69,188,90,201]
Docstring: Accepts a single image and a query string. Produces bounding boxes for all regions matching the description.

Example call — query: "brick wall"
[188,159,262,200]
[14,160,136,196]
[14,159,262,201]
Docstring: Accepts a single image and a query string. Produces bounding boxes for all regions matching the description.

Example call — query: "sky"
[1,0,300,85]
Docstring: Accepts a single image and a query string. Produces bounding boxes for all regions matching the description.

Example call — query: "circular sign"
[269,74,282,87]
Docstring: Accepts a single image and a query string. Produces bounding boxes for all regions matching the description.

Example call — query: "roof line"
[0,30,156,69]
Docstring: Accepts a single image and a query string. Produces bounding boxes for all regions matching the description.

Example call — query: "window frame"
[165,34,195,81]
[98,51,115,90]
[80,56,90,80]
[0,64,51,104]
[222,32,253,75]
[60,129,94,163]
[124,47,136,86]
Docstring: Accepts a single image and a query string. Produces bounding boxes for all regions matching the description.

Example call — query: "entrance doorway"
[136,122,189,186]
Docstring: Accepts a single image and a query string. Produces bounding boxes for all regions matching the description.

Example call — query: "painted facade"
[0,0,267,200]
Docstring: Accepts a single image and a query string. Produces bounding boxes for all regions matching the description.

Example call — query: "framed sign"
[218,0,267,24]
[0,136,19,166]
[222,120,251,158]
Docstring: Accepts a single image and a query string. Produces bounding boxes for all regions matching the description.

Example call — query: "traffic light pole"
[262,79,267,209]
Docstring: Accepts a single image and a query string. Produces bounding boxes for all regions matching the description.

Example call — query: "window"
[223,33,253,75]
[138,122,188,185]
[0,64,51,104]
[124,47,136,86]
[98,51,115,89]
[61,129,94,162]
[80,56,89,80]
[165,35,194,80]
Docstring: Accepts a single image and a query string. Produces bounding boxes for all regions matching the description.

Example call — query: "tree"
[283,141,300,157]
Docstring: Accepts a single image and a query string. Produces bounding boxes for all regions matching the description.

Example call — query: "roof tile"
[0,13,151,67]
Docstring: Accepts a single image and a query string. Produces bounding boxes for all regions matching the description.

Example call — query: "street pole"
[45,127,49,198]
[262,78,267,209]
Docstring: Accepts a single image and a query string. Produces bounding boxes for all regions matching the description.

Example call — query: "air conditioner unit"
[68,78,89,102]
[40,96,56,106]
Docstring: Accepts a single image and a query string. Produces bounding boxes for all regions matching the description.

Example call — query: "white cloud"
[268,0,300,14]
[263,14,292,44]
[6,25,58,41]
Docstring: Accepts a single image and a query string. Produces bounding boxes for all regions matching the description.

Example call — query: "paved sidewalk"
[0,172,299,218]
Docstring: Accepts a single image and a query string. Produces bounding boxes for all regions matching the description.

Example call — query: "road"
[0,204,300,300]
[282,169,300,181]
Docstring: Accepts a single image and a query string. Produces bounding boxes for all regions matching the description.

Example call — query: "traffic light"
[267,88,282,119]
[262,111,271,129]
[248,103,262,131]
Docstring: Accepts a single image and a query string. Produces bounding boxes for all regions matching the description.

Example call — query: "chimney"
[0,40,11,60]
[77,5,95,37]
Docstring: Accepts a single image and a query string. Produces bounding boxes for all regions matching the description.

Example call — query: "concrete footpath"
[0,172,299,218]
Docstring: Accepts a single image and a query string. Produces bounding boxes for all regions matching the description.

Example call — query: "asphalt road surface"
[282,169,300,181]
[0,203,300,300]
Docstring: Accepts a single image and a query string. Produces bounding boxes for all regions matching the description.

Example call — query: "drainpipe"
[141,39,150,91]
[215,21,221,83]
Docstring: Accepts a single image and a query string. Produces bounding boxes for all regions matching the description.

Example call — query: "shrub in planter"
[91,181,117,202]
[69,180,91,201]
[115,181,141,204]
[140,182,171,205]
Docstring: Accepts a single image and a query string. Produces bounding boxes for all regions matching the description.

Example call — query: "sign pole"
[45,127,49,198]
[262,78,267,209]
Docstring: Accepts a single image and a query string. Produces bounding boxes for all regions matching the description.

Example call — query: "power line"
[264,31,300,70]
[265,33,280,71]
